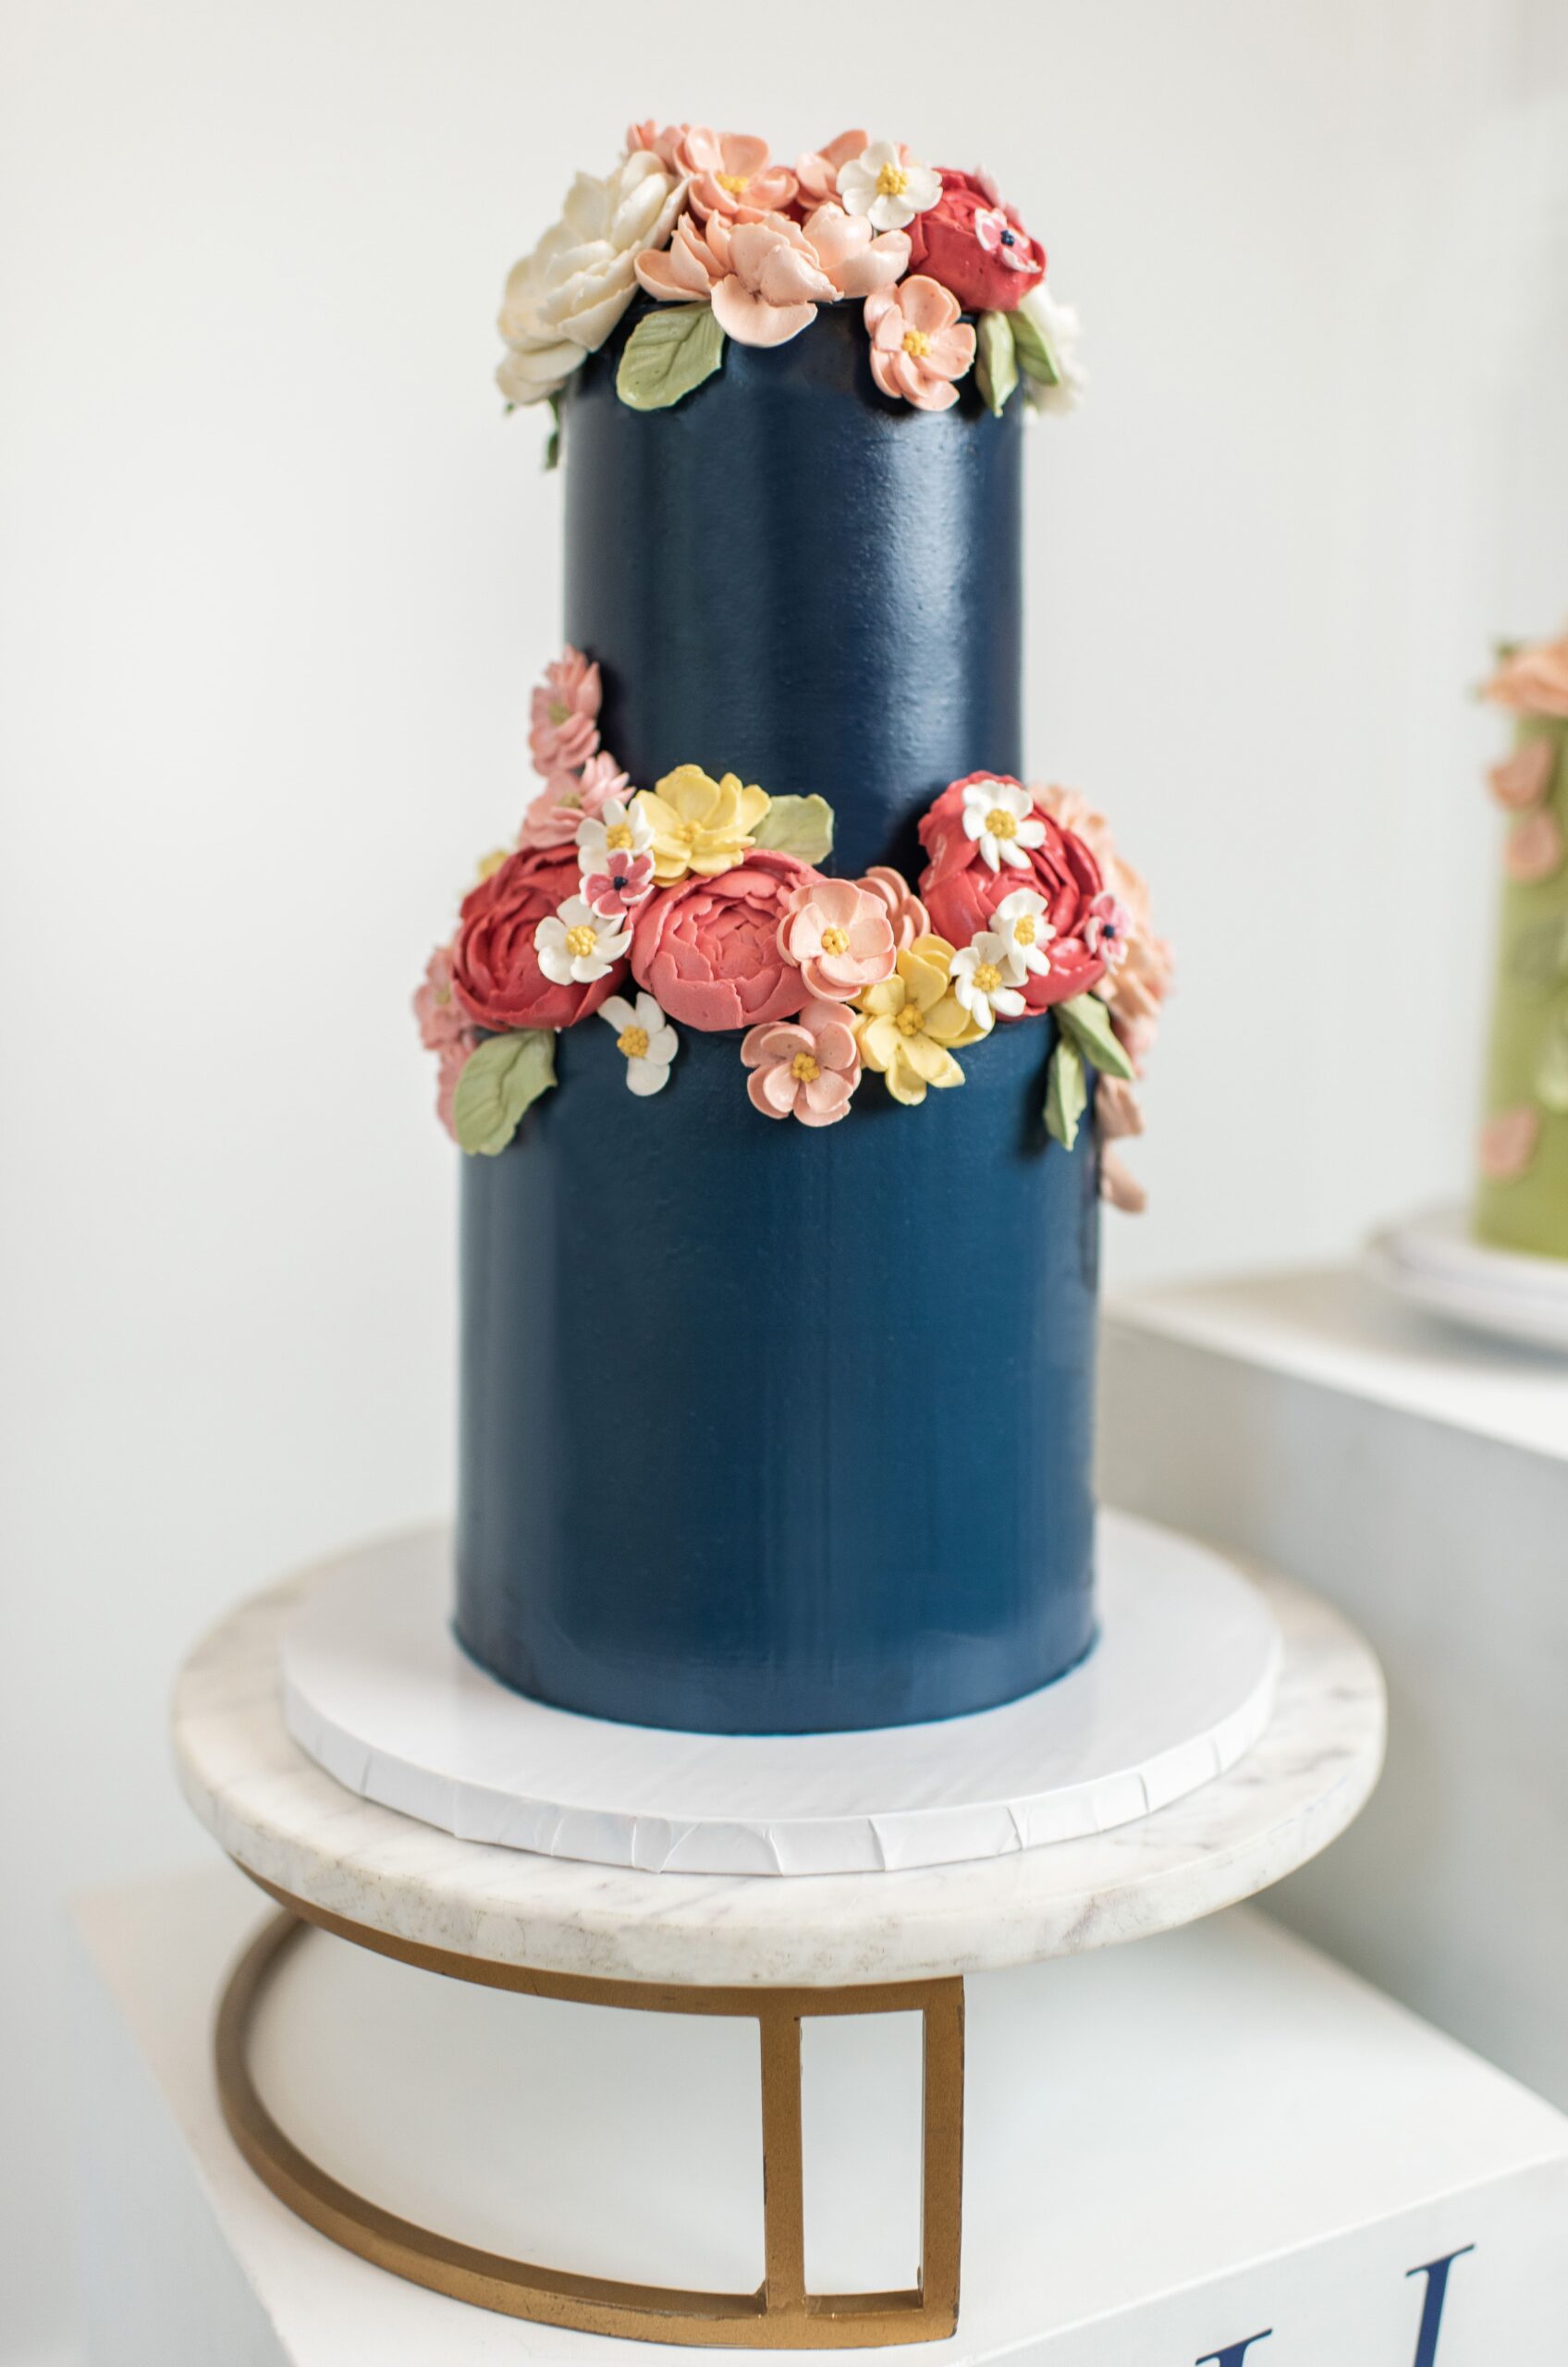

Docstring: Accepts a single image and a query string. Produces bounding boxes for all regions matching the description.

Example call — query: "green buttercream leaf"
[751,793,836,864]
[1536,1003,1568,1115]
[452,1030,557,1156]
[1010,302,1061,387]
[544,393,562,472]
[1056,992,1135,1081]
[616,305,726,411]
[974,313,1019,418]
[1509,914,1568,993]
[1044,1040,1087,1149]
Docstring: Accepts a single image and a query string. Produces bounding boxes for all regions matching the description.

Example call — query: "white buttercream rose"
[496,153,683,405]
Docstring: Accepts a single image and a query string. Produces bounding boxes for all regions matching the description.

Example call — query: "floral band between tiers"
[415,649,1172,1209]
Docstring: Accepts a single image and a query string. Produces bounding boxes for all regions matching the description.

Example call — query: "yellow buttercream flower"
[853,935,986,1107]
[634,765,771,883]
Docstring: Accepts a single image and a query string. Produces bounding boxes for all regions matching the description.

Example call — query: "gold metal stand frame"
[215,1870,965,2347]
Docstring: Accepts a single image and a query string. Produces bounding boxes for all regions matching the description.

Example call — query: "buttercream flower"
[835,140,942,233]
[989,887,1056,982]
[1506,808,1565,885]
[1030,783,1169,1035]
[626,119,689,174]
[920,775,1106,1012]
[798,204,911,299]
[638,206,904,348]
[854,935,983,1107]
[535,893,633,987]
[794,129,869,213]
[1096,1076,1145,1139]
[904,168,1046,313]
[529,647,602,777]
[949,930,1028,1030]
[578,795,655,918]
[778,876,897,1002]
[857,865,930,950]
[678,128,798,220]
[435,1038,477,1141]
[1084,892,1133,972]
[631,850,813,1030]
[452,845,624,1032]
[864,277,976,411]
[1016,284,1087,416]
[520,752,631,850]
[635,764,770,882]
[961,776,1047,872]
[598,990,678,1096]
[497,153,683,405]
[413,945,473,1056]
[1100,1150,1148,1215]
[1488,741,1557,811]
[741,1000,862,1126]
[581,845,655,921]
[1484,630,1568,719]
[1479,1105,1540,1182]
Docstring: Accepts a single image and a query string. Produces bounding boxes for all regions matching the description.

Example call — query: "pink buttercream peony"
[864,276,975,411]
[520,751,631,850]
[452,844,624,1032]
[778,876,897,1001]
[1032,782,1172,1060]
[919,774,1106,1010]
[1479,1105,1540,1182]
[741,1000,862,1127]
[637,205,907,348]
[857,865,930,950]
[1488,740,1556,812]
[793,129,869,213]
[678,128,798,220]
[1506,808,1565,885]
[529,647,601,776]
[1483,631,1568,719]
[626,118,689,174]
[631,852,814,1031]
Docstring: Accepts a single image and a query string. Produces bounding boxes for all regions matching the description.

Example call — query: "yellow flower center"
[565,924,598,959]
[1012,915,1037,945]
[434,982,450,1005]
[605,822,633,851]
[985,805,1019,840]
[548,699,570,725]
[790,1051,821,1084]
[820,926,851,956]
[717,172,750,195]
[896,1001,926,1036]
[476,847,508,881]
[876,162,909,200]
[902,328,931,359]
[973,963,1002,997]
[617,1024,649,1061]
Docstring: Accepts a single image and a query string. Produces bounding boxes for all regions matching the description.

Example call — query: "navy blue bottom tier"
[456,1016,1100,1735]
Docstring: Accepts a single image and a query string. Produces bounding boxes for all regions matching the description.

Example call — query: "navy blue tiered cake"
[415,122,1168,1735]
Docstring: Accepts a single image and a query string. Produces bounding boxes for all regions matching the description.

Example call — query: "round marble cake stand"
[1368,1204,1568,1352]
[174,1540,1383,2350]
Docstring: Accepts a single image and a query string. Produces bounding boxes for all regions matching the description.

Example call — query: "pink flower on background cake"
[1084,891,1133,971]
[778,876,897,1001]
[864,277,976,411]
[1505,808,1565,885]
[741,1000,862,1126]
[919,774,1106,1012]
[1479,1105,1540,1182]
[413,945,474,1056]
[857,865,930,950]
[452,844,624,1032]
[1100,1149,1148,1214]
[1031,781,1173,1054]
[793,129,868,213]
[1483,630,1568,719]
[528,647,602,775]
[1487,740,1557,812]
[520,752,631,849]
[904,168,1046,313]
[626,119,690,174]
[435,1038,477,1140]
[1096,1075,1145,1139]
[678,128,798,220]
[631,851,815,1030]
[637,206,906,348]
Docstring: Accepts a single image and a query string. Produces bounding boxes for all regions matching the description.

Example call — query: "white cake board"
[277,1515,1280,1879]
[1367,1204,1568,1352]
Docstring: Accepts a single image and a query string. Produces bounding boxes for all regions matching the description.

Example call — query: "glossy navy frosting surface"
[455,300,1100,1735]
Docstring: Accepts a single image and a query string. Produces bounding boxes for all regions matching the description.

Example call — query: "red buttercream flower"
[918,774,1105,1011]
[451,844,624,1032]
[905,170,1046,313]
[631,852,815,1031]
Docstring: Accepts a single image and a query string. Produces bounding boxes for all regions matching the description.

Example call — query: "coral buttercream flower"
[521,751,630,850]
[453,846,625,1031]
[497,153,683,405]
[835,140,942,233]
[1488,740,1557,811]
[599,990,679,1096]
[529,647,602,776]
[638,206,906,347]
[635,765,770,881]
[904,168,1046,313]
[678,128,798,220]
[854,936,984,1107]
[919,775,1106,1012]
[778,876,897,1001]
[857,865,930,949]
[631,850,814,1031]
[626,119,689,174]
[864,277,976,411]
[1479,1105,1540,1183]
[1506,808,1565,885]
[535,894,632,986]
[794,129,869,213]
[1484,630,1568,719]
[949,930,1028,1030]
[741,1000,862,1126]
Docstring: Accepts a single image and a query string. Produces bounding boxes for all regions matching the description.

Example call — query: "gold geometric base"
[215,1870,965,2347]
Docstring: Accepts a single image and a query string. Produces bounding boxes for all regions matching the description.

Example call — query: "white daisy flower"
[836,140,942,234]
[949,932,1028,1031]
[576,795,653,877]
[990,888,1056,980]
[598,991,678,1096]
[960,779,1046,872]
[535,894,631,986]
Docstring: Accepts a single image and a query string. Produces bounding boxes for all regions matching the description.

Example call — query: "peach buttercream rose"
[631,851,815,1031]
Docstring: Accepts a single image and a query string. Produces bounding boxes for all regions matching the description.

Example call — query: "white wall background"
[3,2,1566,2358]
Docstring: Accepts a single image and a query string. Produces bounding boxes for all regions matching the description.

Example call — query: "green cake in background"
[1476,627,1568,1261]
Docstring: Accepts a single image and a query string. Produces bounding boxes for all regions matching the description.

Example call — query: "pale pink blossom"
[520,751,630,850]
[864,276,975,411]
[1506,807,1565,885]
[741,1000,862,1127]
[1487,739,1556,812]
[626,119,689,174]
[582,846,655,921]
[413,945,472,1056]
[678,128,797,220]
[1479,1105,1540,1183]
[857,865,930,950]
[637,205,906,349]
[1100,1148,1148,1215]
[1096,1075,1145,1140]
[793,129,868,212]
[778,876,898,1001]
[799,203,910,299]
[528,646,601,776]
[1084,891,1133,971]
[1483,630,1568,719]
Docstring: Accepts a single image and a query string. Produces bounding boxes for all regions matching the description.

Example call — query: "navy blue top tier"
[563,300,1023,877]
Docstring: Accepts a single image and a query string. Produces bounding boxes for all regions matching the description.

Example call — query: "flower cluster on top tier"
[496,124,1084,423]
[415,649,1170,1206]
